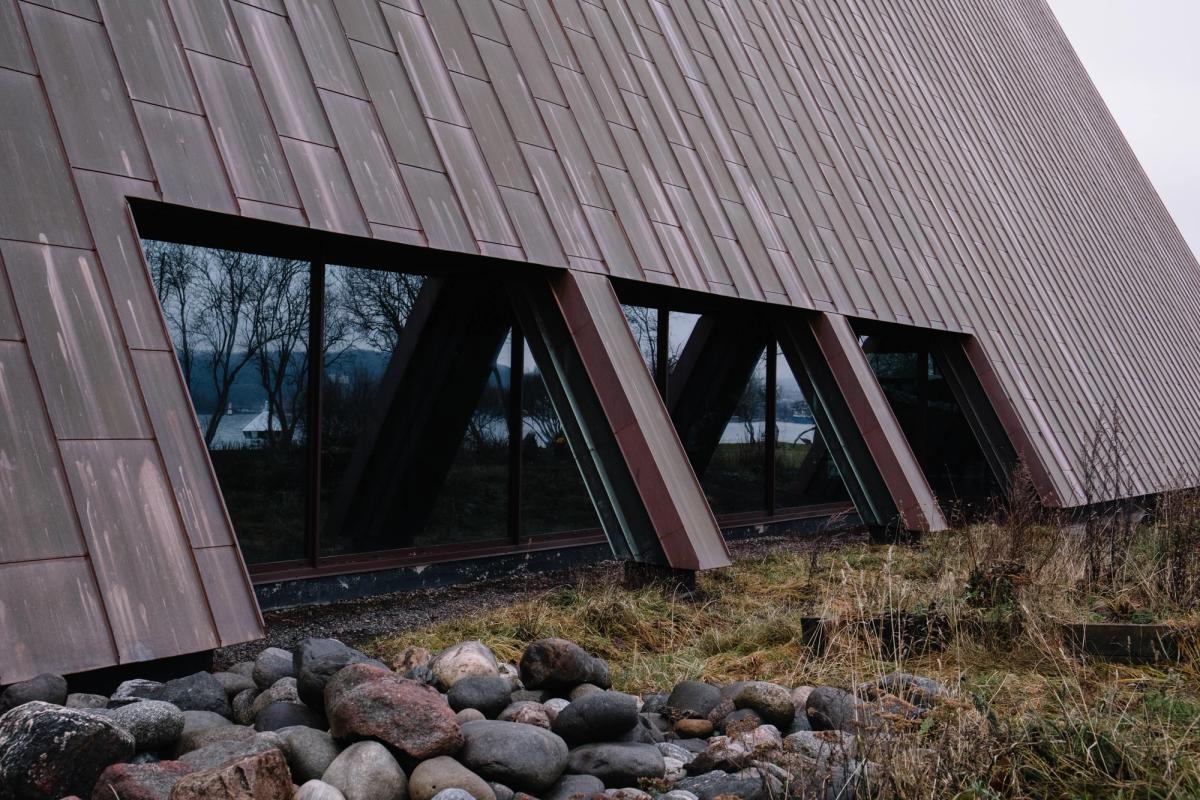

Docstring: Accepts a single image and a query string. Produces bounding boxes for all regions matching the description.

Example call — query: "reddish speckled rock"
[325,663,463,760]
[167,749,292,800]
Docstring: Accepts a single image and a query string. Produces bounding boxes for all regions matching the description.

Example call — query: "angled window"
[143,240,309,564]
[519,339,600,536]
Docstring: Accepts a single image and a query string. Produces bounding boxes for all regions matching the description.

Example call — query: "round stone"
[253,647,297,690]
[518,639,609,691]
[447,675,513,718]
[295,637,385,712]
[211,671,256,698]
[673,718,713,738]
[0,673,68,712]
[296,779,348,800]
[430,641,501,690]
[254,701,326,732]
[543,774,605,800]
[565,743,665,789]
[321,741,407,800]
[550,691,639,745]
[665,681,722,718]
[0,701,136,800]
[326,664,462,761]
[108,699,186,751]
[409,755,497,800]
[458,719,569,793]
[276,725,341,782]
[497,701,550,729]
[732,682,794,728]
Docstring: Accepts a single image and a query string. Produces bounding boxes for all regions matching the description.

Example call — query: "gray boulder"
[277,725,342,783]
[430,641,501,690]
[232,686,258,725]
[551,691,639,745]
[297,779,348,800]
[732,682,794,728]
[0,701,135,800]
[676,769,767,800]
[613,713,665,745]
[518,639,610,691]
[295,637,384,711]
[0,673,67,711]
[228,660,256,679]
[252,676,300,717]
[447,675,513,719]
[431,791,476,800]
[177,735,281,770]
[543,773,605,800]
[565,742,665,788]
[211,670,256,697]
[108,699,186,751]
[253,647,297,690]
[110,678,163,707]
[65,692,109,709]
[665,681,722,718]
[458,719,569,793]
[150,671,231,717]
[322,740,407,800]
[174,721,253,757]
[254,700,326,731]
[409,755,497,800]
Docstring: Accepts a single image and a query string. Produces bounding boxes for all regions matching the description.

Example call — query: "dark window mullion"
[765,340,777,516]
[305,261,325,567]
[508,329,524,544]
[656,306,669,398]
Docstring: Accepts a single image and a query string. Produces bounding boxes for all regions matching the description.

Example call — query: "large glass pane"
[143,240,309,564]
[520,340,600,535]
[862,340,1000,514]
[774,349,850,508]
[702,349,768,515]
[417,331,512,546]
[319,265,424,556]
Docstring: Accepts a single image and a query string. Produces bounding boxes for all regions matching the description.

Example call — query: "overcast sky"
[1045,0,1200,259]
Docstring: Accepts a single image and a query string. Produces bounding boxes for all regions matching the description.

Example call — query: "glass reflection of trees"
[319,266,426,555]
[521,341,598,535]
[701,350,768,515]
[144,240,309,564]
[146,240,601,565]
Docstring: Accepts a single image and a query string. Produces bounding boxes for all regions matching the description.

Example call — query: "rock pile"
[0,636,948,800]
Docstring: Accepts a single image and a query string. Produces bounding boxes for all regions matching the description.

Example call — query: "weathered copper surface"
[0,0,1197,682]
[556,271,731,571]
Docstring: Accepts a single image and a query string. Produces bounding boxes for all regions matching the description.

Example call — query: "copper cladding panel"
[554,271,731,571]
[0,557,117,683]
[60,440,219,663]
[0,341,84,563]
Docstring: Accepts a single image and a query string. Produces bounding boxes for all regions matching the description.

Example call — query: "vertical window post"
[656,306,669,399]
[508,329,524,544]
[765,340,777,515]
[305,262,325,567]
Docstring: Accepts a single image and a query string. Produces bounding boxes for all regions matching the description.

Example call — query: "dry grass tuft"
[368,505,1200,797]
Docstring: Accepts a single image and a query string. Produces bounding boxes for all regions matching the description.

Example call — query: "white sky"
[1046,0,1200,260]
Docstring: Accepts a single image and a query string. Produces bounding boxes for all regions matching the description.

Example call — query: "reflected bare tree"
[193,249,273,446]
[254,258,309,447]
[144,240,200,389]
[335,268,423,351]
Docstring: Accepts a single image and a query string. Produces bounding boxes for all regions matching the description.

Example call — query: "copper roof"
[1,0,1198,682]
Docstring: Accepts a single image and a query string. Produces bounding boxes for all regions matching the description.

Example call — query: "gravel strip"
[215,530,864,669]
